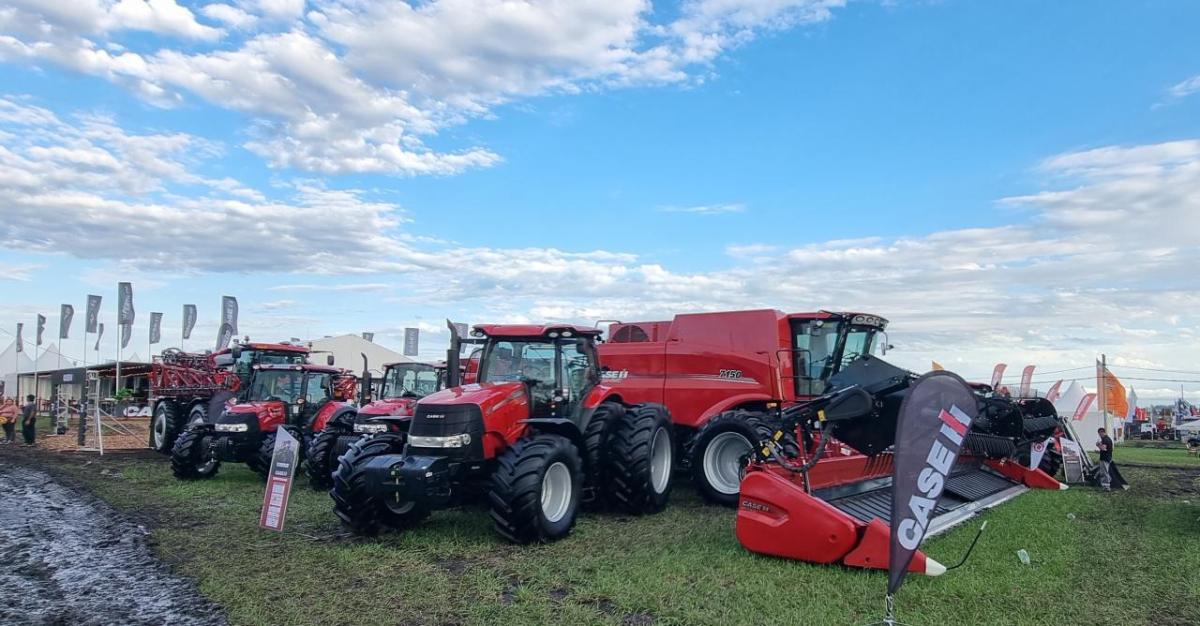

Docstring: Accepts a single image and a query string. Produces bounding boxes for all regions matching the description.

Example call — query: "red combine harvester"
[170,362,357,480]
[306,360,450,489]
[330,323,674,544]
[598,309,1065,573]
[147,342,311,453]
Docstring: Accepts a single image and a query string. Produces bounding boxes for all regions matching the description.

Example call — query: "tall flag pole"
[34,314,45,410]
[14,323,22,401]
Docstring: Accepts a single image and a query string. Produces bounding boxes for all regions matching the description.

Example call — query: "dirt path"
[0,461,226,626]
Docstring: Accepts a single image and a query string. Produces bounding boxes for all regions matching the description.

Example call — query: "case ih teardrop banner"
[887,371,978,596]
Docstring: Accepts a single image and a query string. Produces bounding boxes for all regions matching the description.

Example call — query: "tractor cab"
[233,364,340,430]
[380,362,442,400]
[788,312,889,397]
[214,342,311,394]
[468,325,602,422]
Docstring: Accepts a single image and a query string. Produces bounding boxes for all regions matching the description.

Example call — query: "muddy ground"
[0,459,226,626]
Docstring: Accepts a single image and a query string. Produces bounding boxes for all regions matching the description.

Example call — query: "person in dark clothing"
[1095,428,1128,491]
[21,394,37,446]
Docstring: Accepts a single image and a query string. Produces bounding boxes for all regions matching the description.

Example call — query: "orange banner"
[1097,363,1128,418]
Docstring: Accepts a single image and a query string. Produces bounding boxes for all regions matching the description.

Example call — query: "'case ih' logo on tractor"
[600,369,629,380]
[740,499,770,513]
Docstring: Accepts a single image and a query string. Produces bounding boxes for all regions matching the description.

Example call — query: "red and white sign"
[1072,393,1097,422]
[1029,436,1054,470]
[990,363,1007,390]
[1019,365,1036,398]
[1045,380,1064,403]
[259,428,300,532]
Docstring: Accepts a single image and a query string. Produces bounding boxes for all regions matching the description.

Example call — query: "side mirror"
[327,355,335,366]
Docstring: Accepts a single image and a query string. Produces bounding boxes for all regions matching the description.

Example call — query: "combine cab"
[330,323,674,544]
[306,361,447,489]
[170,364,356,480]
[148,342,311,453]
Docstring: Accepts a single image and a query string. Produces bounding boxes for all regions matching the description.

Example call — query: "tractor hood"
[419,382,526,413]
[219,400,288,432]
[359,397,419,418]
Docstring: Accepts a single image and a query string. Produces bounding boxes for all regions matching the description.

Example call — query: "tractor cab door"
[557,339,596,422]
[298,372,332,429]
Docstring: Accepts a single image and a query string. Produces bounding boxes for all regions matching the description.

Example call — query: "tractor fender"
[521,418,586,466]
[313,403,357,433]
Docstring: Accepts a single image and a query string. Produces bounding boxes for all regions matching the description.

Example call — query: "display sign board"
[259,428,300,532]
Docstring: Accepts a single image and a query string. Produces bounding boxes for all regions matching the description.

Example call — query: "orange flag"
[931,361,945,371]
[1096,362,1128,418]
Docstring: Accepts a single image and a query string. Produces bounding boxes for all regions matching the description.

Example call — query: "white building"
[302,334,416,377]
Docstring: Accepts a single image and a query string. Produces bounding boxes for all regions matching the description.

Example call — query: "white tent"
[304,334,414,376]
[1178,420,1200,434]
[1053,380,1122,444]
[0,340,36,399]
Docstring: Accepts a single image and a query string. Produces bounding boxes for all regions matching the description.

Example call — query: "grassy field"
[1111,442,1200,467]
[11,444,1200,626]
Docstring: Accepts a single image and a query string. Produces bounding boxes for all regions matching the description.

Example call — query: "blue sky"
[1,0,1198,401]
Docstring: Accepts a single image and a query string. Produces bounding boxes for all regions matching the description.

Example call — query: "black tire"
[606,404,673,515]
[187,404,208,429]
[170,429,220,480]
[306,426,350,490]
[330,434,418,535]
[150,401,181,454]
[251,427,305,480]
[581,401,625,510]
[688,409,781,507]
[489,433,584,544]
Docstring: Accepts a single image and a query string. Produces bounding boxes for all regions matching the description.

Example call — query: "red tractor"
[148,342,311,453]
[330,323,674,544]
[170,363,357,480]
[306,360,449,489]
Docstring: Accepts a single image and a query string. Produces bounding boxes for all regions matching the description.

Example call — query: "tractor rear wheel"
[606,404,673,515]
[170,429,220,480]
[306,426,351,490]
[489,433,583,544]
[330,434,418,535]
[689,410,781,507]
[149,401,181,454]
[581,401,625,510]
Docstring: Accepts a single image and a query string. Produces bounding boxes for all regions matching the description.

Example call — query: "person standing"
[0,397,16,443]
[21,394,37,446]
[1095,427,1128,491]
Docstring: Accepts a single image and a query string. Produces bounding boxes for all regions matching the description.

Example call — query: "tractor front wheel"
[149,401,181,454]
[187,404,208,429]
[330,434,418,535]
[170,429,220,480]
[306,426,351,490]
[606,404,673,515]
[251,427,305,480]
[489,433,583,544]
[689,410,780,507]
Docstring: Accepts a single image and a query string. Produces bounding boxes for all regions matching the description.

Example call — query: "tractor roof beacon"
[148,342,311,454]
[329,321,675,544]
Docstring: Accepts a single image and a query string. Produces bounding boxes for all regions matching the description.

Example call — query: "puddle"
[0,461,225,625]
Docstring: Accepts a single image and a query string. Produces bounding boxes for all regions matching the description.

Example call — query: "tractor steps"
[819,465,1028,536]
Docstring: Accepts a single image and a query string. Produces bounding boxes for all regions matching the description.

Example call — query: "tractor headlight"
[409,434,472,448]
[353,423,388,434]
[215,423,249,433]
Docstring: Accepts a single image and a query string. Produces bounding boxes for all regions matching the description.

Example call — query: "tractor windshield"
[791,320,879,396]
[381,363,439,399]
[481,341,558,387]
[479,337,595,418]
[233,349,307,380]
[246,370,305,403]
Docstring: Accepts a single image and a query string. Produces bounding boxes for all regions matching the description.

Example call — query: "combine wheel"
[170,429,220,480]
[330,434,418,535]
[149,401,182,454]
[489,434,583,544]
[581,401,625,510]
[306,425,351,490]
[689,410,784,507]
[606,404,673,515]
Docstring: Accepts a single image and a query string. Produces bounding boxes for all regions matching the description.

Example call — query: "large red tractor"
[306,361,448,489]
[170,363,357,480]
[330,323,674,544]
[148,342,311,453]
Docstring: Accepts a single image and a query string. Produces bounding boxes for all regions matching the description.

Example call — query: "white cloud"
[201,3,258,29]
[0,0,851,175]
[268,283,392,292]
[1168,74,1200,99]
[659,203,746,214]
